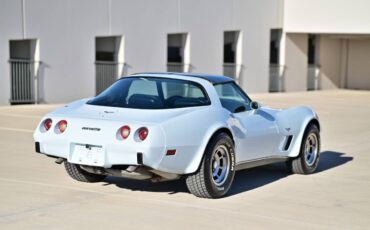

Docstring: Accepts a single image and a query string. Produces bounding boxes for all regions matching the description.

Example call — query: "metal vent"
[283,135,293,151]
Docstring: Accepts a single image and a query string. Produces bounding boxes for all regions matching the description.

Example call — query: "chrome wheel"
[304,133,318,166]
[211,145,230,186]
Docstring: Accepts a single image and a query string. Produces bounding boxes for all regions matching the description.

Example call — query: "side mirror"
[250,101,260,110]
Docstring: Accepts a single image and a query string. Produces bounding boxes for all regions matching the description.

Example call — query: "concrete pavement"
[0,90,369,229]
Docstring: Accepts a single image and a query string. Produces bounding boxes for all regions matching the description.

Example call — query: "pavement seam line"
[0,127,34,133]
[0,112,41,119]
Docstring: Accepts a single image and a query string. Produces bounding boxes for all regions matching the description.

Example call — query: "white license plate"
[69,144,105,166]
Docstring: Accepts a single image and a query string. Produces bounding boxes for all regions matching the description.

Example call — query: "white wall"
[284,0,370,34]
[0,0,23,105]
[233,0,284,93]
[140,0,284,93]
[283,0,370,91]
[111,0,178,74]
[0,0,284,105]
[25,0,109,103]
[1,0,370,105]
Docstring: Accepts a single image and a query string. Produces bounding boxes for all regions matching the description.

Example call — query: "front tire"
[64,162,106,183]
[186,133,235,198]
[290,124,320,174]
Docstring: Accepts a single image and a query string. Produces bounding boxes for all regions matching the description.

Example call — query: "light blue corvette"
[34,72,320,198]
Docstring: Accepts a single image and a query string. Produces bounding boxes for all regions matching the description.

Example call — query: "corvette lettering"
[82,127,101,131]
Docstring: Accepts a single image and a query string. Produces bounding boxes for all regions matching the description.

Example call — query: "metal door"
[9,59,36,104]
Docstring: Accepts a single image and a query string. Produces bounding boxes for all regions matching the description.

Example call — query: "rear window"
[87,77,211,109]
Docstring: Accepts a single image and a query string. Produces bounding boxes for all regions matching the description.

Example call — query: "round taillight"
[57,120,68,133]
[120,125,130,139]
[138,127,148,141]
[43,119,52,131]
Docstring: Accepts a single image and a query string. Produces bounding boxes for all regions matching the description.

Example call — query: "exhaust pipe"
[55,158,65,164]
[80,165,153,180]
[80,165,180,182]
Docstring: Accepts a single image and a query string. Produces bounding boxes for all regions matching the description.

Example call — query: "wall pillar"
[283,33,308,91]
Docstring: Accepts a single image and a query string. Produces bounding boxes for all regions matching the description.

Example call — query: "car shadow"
[103,175,188,194]
[102,151,353,197]
[229,151,353,196]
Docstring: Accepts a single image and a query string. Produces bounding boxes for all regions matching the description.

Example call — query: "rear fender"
[184,123,232,174]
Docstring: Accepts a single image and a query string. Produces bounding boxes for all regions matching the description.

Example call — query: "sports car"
[33,72,321,198]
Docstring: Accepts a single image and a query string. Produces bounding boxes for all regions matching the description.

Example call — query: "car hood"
[47,98,210,124]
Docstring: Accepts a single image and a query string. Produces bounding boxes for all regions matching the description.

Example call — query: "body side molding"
[235,156,289,171]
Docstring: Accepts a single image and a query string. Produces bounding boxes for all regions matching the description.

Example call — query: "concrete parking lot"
[0,90,369,229]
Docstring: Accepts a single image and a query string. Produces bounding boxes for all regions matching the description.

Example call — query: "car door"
[214,82,280,163]
[230,108,280,162]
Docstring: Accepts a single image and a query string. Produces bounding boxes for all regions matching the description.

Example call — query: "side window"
[161,80,209,108]
[162,81,205,99]
[162,81,186,99]
[126,79,162,108]
[214,83,250,113]
[127,79,158,97]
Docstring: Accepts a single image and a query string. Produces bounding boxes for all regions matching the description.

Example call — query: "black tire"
[186,132,235,198]
[290,124,320,174]
[64,162,106,183]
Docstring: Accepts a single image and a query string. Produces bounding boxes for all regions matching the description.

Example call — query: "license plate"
[69,144,105,166]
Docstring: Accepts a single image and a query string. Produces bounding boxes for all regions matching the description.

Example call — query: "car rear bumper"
[34,140,199,175]
[35,139,165,167]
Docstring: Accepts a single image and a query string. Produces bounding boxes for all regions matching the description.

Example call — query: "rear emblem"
[82,127,101,131]
[285,128,291,132]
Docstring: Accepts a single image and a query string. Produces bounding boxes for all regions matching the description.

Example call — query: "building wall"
[0,0,23,105]
[284,0,370,34]
[283,0,370,91]
[173,0,284,93]
[225,0,284,93]
[284,33,308,92]
[1,0,369,106]
[316,36,370,90]
[0,0,283,105]
[26,0,110,103]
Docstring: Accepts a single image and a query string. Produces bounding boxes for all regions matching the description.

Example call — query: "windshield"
[87,77,211,109]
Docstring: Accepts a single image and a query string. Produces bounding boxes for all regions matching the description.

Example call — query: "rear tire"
[290,124,320,174]
[186,133,235,198]
[64,162,106,183]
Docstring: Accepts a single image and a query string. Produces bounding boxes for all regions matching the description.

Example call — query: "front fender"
[275,106,319,157]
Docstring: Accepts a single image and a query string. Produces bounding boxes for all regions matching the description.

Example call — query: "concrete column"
[318,35,342,89]
[283,33,308,91]
[347,39,370,89]
[339,39,349,88]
